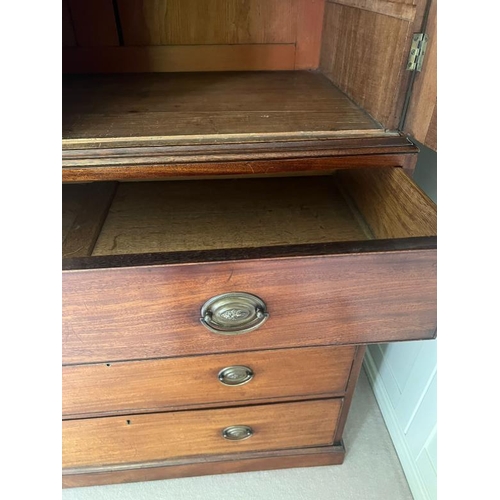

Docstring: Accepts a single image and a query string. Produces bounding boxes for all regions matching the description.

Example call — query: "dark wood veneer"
[62,443,346,488]
[63,399,342,469]
[63,345,355,418]
[63,249,436,365]
[63,237,436,271]
[63,137,418,182]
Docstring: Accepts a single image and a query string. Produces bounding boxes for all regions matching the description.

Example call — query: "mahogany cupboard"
[62,0,437,487]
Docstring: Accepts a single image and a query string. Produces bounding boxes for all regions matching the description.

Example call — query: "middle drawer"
[63,345,355,418]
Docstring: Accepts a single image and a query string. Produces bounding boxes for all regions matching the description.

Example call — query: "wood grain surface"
[90,177,369,256]
[62,44,296,73]
[117,0,297,45]
[63,72,379,139]
[334,345,366,442]
[62,443,345,487]
[336,167,437,238]
[64,169,436,258]
[61,152,416,183]
[63,1,325,73]
[295,0,326,69]
[403,0,437,150]
[330,0,417,21]
[64,237,436,271]
[61,71,400,179]
[62,184,87,243]
[62,249,436,365]
[62,399,342,469]
[62,182,116,258]
[320,0,426,129]
[63,132,404,153]
[63,345,355,418]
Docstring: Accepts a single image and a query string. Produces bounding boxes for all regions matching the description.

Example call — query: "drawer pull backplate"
[200,292,269,335]
[222,425,254,441]
[218,365,254,386]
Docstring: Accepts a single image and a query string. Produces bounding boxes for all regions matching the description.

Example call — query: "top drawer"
[62,168,436,364]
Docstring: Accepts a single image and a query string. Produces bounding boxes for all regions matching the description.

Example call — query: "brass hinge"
[406,33,429,72]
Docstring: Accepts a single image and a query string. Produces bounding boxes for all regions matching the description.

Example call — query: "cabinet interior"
[62,169,436,261]
[62,2,433,264]
[63,0,426,154]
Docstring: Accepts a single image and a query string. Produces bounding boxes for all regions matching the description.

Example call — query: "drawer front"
[62,399,342,470]
[63,345,355,418]
[63,250,436,364]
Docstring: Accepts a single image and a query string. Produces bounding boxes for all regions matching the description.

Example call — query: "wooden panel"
[62,249,436,364]
[62,137,417,182]
[62,182,116,258]
[426,106,437,151]
[62,154,414,182]
[320,1,422,128]
[90,177,368,256]
[295,0,326,69]
[62,72,365,115]
[336,168,437,238]
[62,399,342,469]
[62,443,345,487]
[67,0,119,47]
[61,153,416,183]
[117,0,297,45]
[63,111,377,139]
[63,45,295,73]
[63,345,355,417]
[330,0,417,21]
[404,0,437,150]
[62,0,76,47]
[334,345,365,442]
[65,238,436,270]
[62,72,380,145]
[62,184,87,242]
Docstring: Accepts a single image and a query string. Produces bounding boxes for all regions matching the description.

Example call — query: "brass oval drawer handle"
[222,425,253,441]
[218,366,254,386]
[200,292,269,335]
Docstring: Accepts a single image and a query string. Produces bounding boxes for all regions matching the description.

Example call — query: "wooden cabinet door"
[319,0,436,150]
[402,0,437,151]
[319,0,430,130]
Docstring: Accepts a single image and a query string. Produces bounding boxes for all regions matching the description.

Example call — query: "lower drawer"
[62,345,355,418]
[62,399,342,470]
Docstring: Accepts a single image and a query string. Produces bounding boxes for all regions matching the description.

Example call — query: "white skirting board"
[364,344,437,500]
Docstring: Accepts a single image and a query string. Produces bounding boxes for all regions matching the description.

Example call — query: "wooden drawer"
[63,345,355,418]
[62,399,342,471]
[62,168,436,364]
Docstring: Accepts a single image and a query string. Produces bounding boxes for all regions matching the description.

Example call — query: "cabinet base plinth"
[62,443,346,488]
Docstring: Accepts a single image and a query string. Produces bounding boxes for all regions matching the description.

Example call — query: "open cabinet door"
[319,0,436,149]
[402,0,437,150]
[319,0,431,130]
